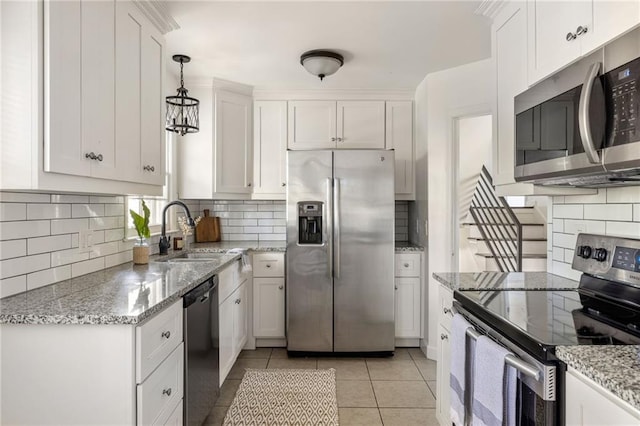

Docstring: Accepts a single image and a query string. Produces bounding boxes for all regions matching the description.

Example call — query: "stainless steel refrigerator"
[286,149,395,353]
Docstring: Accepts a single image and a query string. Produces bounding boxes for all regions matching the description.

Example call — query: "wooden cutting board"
[195,209,221,242]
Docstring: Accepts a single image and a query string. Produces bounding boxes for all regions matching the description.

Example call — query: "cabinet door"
[436,325,452,426]
[115,1,143,183]
[253,101,287,197]
[215,90,253,194]
[44,0,88,177]
[287,101,337,149]
[233,282,248,355]
[337,101,385,148]
[219,296,235,385]
[253,277,285,338]
[527,0,591,84]
[386,101,414,198]
[394,277,421,338]
[138,25,165,186]
[494,3,529,186]
[584,1,640,55]
[81,0,117,180]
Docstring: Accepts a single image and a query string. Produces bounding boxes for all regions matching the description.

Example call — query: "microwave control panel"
[607,58,640,145]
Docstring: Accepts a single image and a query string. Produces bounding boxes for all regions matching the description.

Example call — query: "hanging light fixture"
[166,54,199,136]
[300,50,344,81]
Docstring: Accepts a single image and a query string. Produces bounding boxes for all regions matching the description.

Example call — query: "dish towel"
[228,248,252,273]
[472,335,517,426]
[450,313,475,426]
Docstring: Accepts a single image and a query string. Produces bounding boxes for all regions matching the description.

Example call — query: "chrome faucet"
[159,201,195,255]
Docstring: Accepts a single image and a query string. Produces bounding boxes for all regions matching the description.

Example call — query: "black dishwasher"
[183,276,219,425]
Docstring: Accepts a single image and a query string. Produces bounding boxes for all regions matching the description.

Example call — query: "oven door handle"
[464,323,541,381]
[578,61,602,164]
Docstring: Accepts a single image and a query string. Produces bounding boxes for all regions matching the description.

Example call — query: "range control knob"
[593,248,608,262]
[578,245,593,259]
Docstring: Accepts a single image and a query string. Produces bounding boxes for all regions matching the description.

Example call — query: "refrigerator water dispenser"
[297,202,323,244]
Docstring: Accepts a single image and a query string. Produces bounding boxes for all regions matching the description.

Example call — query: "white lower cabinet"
[253,252,286,340]
[435,285,453,426]
[565,368,640,425]
[219,259,250,385]
[394,253,423,342]
[0,299,184,425]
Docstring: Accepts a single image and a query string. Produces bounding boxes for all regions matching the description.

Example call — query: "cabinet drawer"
[439,286,454,330]
[219,259,241,303]
[395,253,420,277]
[137,343,184,426]
[253,252,284,277]
[136,300,183,383]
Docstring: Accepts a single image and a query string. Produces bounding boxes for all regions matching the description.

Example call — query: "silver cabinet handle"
[161,330,171,339]
[85,152,94,160]
[143,165,155,172]
[440,333,448,340]
[247,183,252,187]
[566,32,577,41]
[578,62,603,164]
[337,137,343,142]
[333,178,341,279]
[576,25,588,36]
[404,263,409,268]
[235,299,241,304]
[443,307,452,316]
[281,183,286,187]
[266,264,271,268]
[331,137,337,142]
[162,388,172,396]
[394,285,398,290]
[278,285,284,290]
[96,153,103,162]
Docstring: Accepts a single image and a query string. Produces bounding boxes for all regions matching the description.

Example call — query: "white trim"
[132,0,179,34]
[474,0,508,20]
[253,89,414,101]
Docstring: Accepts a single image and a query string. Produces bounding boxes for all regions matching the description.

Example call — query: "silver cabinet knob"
[235,299,241,304]
[440,333,448,340]
[566,32,577,41]
[331,137,337,142]
[404,263,409,268]
[247,183,252,187]
[162,388,172,396]
[576,25,588,36]
[337,137,343,142]
[443,307,452,316]
[278,285,284,290]
[96,154,103,162]
[143,165,155,172]
[266,264,271,268]
[281,183,286,187]
[394,285,398,290]
[161,330,171,339]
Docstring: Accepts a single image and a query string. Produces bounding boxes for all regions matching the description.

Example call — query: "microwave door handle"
[579,62,602,164]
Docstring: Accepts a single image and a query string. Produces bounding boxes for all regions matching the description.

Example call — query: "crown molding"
[133,0,180,34]
[474,0,508,20]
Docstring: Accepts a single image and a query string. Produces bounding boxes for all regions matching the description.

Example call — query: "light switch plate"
[78,229,94,252]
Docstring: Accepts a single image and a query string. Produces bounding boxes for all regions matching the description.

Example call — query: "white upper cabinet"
[288,100,385,149]
[4,0,165,195]
[288,101,337,149]
[527,0,640,85]
[253,101,287,199]
[178,86,253,199]
[337,101,385,148]
[215,90,253,194]
[385,101,414,198]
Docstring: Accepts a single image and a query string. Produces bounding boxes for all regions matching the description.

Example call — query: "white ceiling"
[163,1,492,91]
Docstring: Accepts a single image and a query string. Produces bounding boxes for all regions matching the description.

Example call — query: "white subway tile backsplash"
[552,219,564,233]
[27,235,72,255]
[51,248,90,267]
[71,258,105,278]
[105,251,132,268]
[0,203,26,221]
[27,203,71,220]
[89,242,119,258]
[89,216,121,230]
[51,194,89,204]
[605,221,640,237]
[0,253,50,279]
[0,220,50,240]
[564,249,574,263]
[89,195,123,204]
[244,212,273,219]
[259,233,286,241]
[27,266,71,290]
[104,204,124,217]
[273,227,286,234]
[606,187,640,203]
[563,190,607,204]
[552,246,564,261]
[229,219,257,227]
[0,192,50,203]
[1,276,27,298]
[563,219,606,235]
[244,226,273,234]
[104,228,124,242]
[553,204,583,219]
[584,204,632,221]
[72,204,105,218]
[634,204,640,222]
[229,204,258,212]
[553,233,577,249]
[51,218,89,235]
[273,212,286,219]
[0,240,27,259]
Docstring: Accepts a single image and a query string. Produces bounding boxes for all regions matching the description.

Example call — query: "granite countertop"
[0,252,241,326]
[189,240,286,252]
[556,346,640,411]
[395,242,425,252]
[432,271,579,291]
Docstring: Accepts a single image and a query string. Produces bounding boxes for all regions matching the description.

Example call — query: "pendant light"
[166,54,199,136]
[300,50,344,81]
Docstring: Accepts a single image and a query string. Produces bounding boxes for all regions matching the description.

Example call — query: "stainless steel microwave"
[514,31,640,187]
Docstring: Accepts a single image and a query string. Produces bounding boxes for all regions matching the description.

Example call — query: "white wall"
[415,58,493,359]
[549,187,640,281]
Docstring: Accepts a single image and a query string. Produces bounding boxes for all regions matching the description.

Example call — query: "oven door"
[453,302,561,426]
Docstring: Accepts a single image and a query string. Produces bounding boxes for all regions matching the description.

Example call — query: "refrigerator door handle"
[333,178,341,279]
[326,177,333,279]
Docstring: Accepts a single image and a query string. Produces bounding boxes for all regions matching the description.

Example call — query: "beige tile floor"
[204,347,439,426]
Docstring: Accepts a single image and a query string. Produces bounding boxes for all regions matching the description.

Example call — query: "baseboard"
[425,341,437,361]
[255,338,287,347]
[395,338,421,347]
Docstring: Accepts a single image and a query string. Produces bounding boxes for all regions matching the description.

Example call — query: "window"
[126,133,178,238]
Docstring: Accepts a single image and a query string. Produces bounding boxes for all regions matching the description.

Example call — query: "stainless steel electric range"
[454,233,640,425]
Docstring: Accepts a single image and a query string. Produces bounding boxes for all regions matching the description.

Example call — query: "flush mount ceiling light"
[166,54,199,136]
[300,50,344,81]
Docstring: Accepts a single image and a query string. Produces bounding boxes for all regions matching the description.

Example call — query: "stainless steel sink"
[155,252,227,263]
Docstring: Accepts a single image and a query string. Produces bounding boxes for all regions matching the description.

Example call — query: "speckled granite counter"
[0,253,240,325]
[433,271,579,291]
[189,240,286,252]
[395,242,424,252]
[556,346,640,411]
